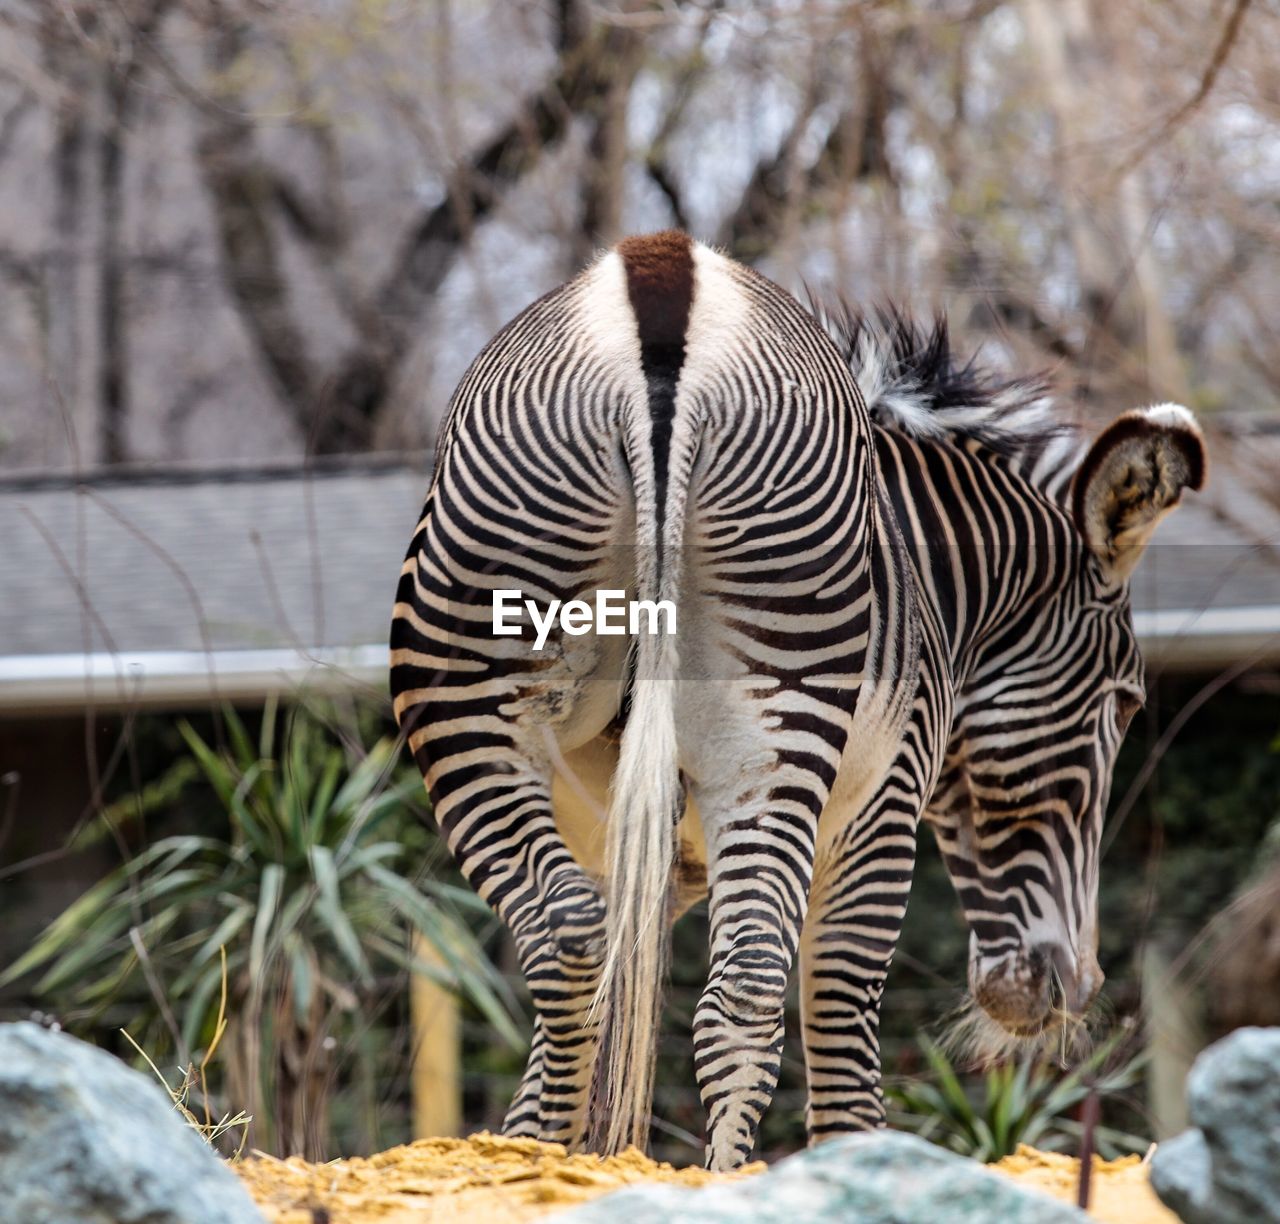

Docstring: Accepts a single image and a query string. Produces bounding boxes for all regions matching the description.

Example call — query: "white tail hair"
[583,389,691,1155]
[585,625,680,1153]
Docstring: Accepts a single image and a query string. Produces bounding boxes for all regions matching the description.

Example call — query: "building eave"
[2,605,1279,716]
[0,646,388,717]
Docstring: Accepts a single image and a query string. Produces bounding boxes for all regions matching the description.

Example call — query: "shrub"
[1,700,520,1158]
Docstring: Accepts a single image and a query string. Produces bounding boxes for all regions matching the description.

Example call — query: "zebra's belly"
[550,712,907,907]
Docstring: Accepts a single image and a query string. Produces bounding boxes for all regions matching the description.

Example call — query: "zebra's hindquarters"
[391,231,890,1163]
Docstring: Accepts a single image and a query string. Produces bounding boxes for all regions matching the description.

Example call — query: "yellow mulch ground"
[237,1132,1174,1223]
[992,1144,1177,1224]
[236,1132,761,1223]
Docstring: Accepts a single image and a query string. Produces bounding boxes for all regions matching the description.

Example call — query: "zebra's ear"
[1072,403,1206,582]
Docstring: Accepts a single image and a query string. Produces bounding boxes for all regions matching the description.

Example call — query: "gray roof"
[1,457,429,711]
[1,447,1278,712]
[3,456,429,656]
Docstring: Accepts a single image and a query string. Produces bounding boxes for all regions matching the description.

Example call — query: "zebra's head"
[932,403,1206,1055]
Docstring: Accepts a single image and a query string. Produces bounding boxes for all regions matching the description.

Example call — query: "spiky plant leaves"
[887,1028,1149,1162]
[3,702,520,1158]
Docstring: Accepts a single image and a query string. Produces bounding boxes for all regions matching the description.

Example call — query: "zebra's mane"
[812,301,1073,464]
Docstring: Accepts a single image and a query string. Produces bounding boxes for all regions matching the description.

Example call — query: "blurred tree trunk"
[573,32,644,267]
[97,0,172,465]
[719,22,896,264]
[45,13,97,461]
[1099,2,1190,406]
[40,2,170,466]
[638,7,721,236]
[1021,0,1189,406]
[935,19,1080,366]
[1142,942,1203,1139]
[197,4,640,455]
[98,68,129,465]
[197,16,321,432]
[410,935,462,1139]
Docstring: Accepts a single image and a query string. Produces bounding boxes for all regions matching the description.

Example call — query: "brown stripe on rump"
[616,230,695,352]
[615,231,695,557]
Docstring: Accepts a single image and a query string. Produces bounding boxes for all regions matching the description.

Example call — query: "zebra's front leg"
[800,787,923,1139]
[694,801,817,1171]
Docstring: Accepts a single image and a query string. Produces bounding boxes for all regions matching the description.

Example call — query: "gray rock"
[1150,1130,1214,1222]
[556,1130,1089,1223]
[0,1021,264,1224]
[1151,1025,1280,1224]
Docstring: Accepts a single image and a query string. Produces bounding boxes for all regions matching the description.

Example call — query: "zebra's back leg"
[678,515,872,1166]
[800,609,942,1140]
[394,601,628,1146]
[681,654,853,1171]
[407,708,612,1142]
[506,728,709,1138]
[690,767,822,1170]
[500,733,618,1139]
[428,726,607,1144]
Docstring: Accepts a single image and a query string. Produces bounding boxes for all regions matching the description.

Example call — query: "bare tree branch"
[313,19,641,453]
[196,102,320,414]
[641,5,719,232]
[1119,0,1253,177]
[195,6,641,453]
[718,24,895,261]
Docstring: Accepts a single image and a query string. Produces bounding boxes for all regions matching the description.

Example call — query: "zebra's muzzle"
[970,947,1055,1034]
[970,942,1103,1036]
[1046,942,1104,1018]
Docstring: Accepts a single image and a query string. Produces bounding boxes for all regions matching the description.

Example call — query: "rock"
[1150,1130,1214,1222]
[0,1021,264,1224]
[1150,1025,1280,1224]
[556,1131,1089,1222]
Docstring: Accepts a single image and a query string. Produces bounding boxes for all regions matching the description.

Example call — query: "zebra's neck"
[873,427,1082,684]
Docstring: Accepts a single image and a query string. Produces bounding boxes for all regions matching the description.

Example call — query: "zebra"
[390,231,1205,1170]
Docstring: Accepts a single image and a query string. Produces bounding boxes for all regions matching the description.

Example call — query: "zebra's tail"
[583,582,680,1154]
[583,398,685,1150]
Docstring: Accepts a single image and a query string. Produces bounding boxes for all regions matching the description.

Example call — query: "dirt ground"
[992,1145,1177,1224]
[236,1133,761,1223]
[236,1132,1175,1223]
